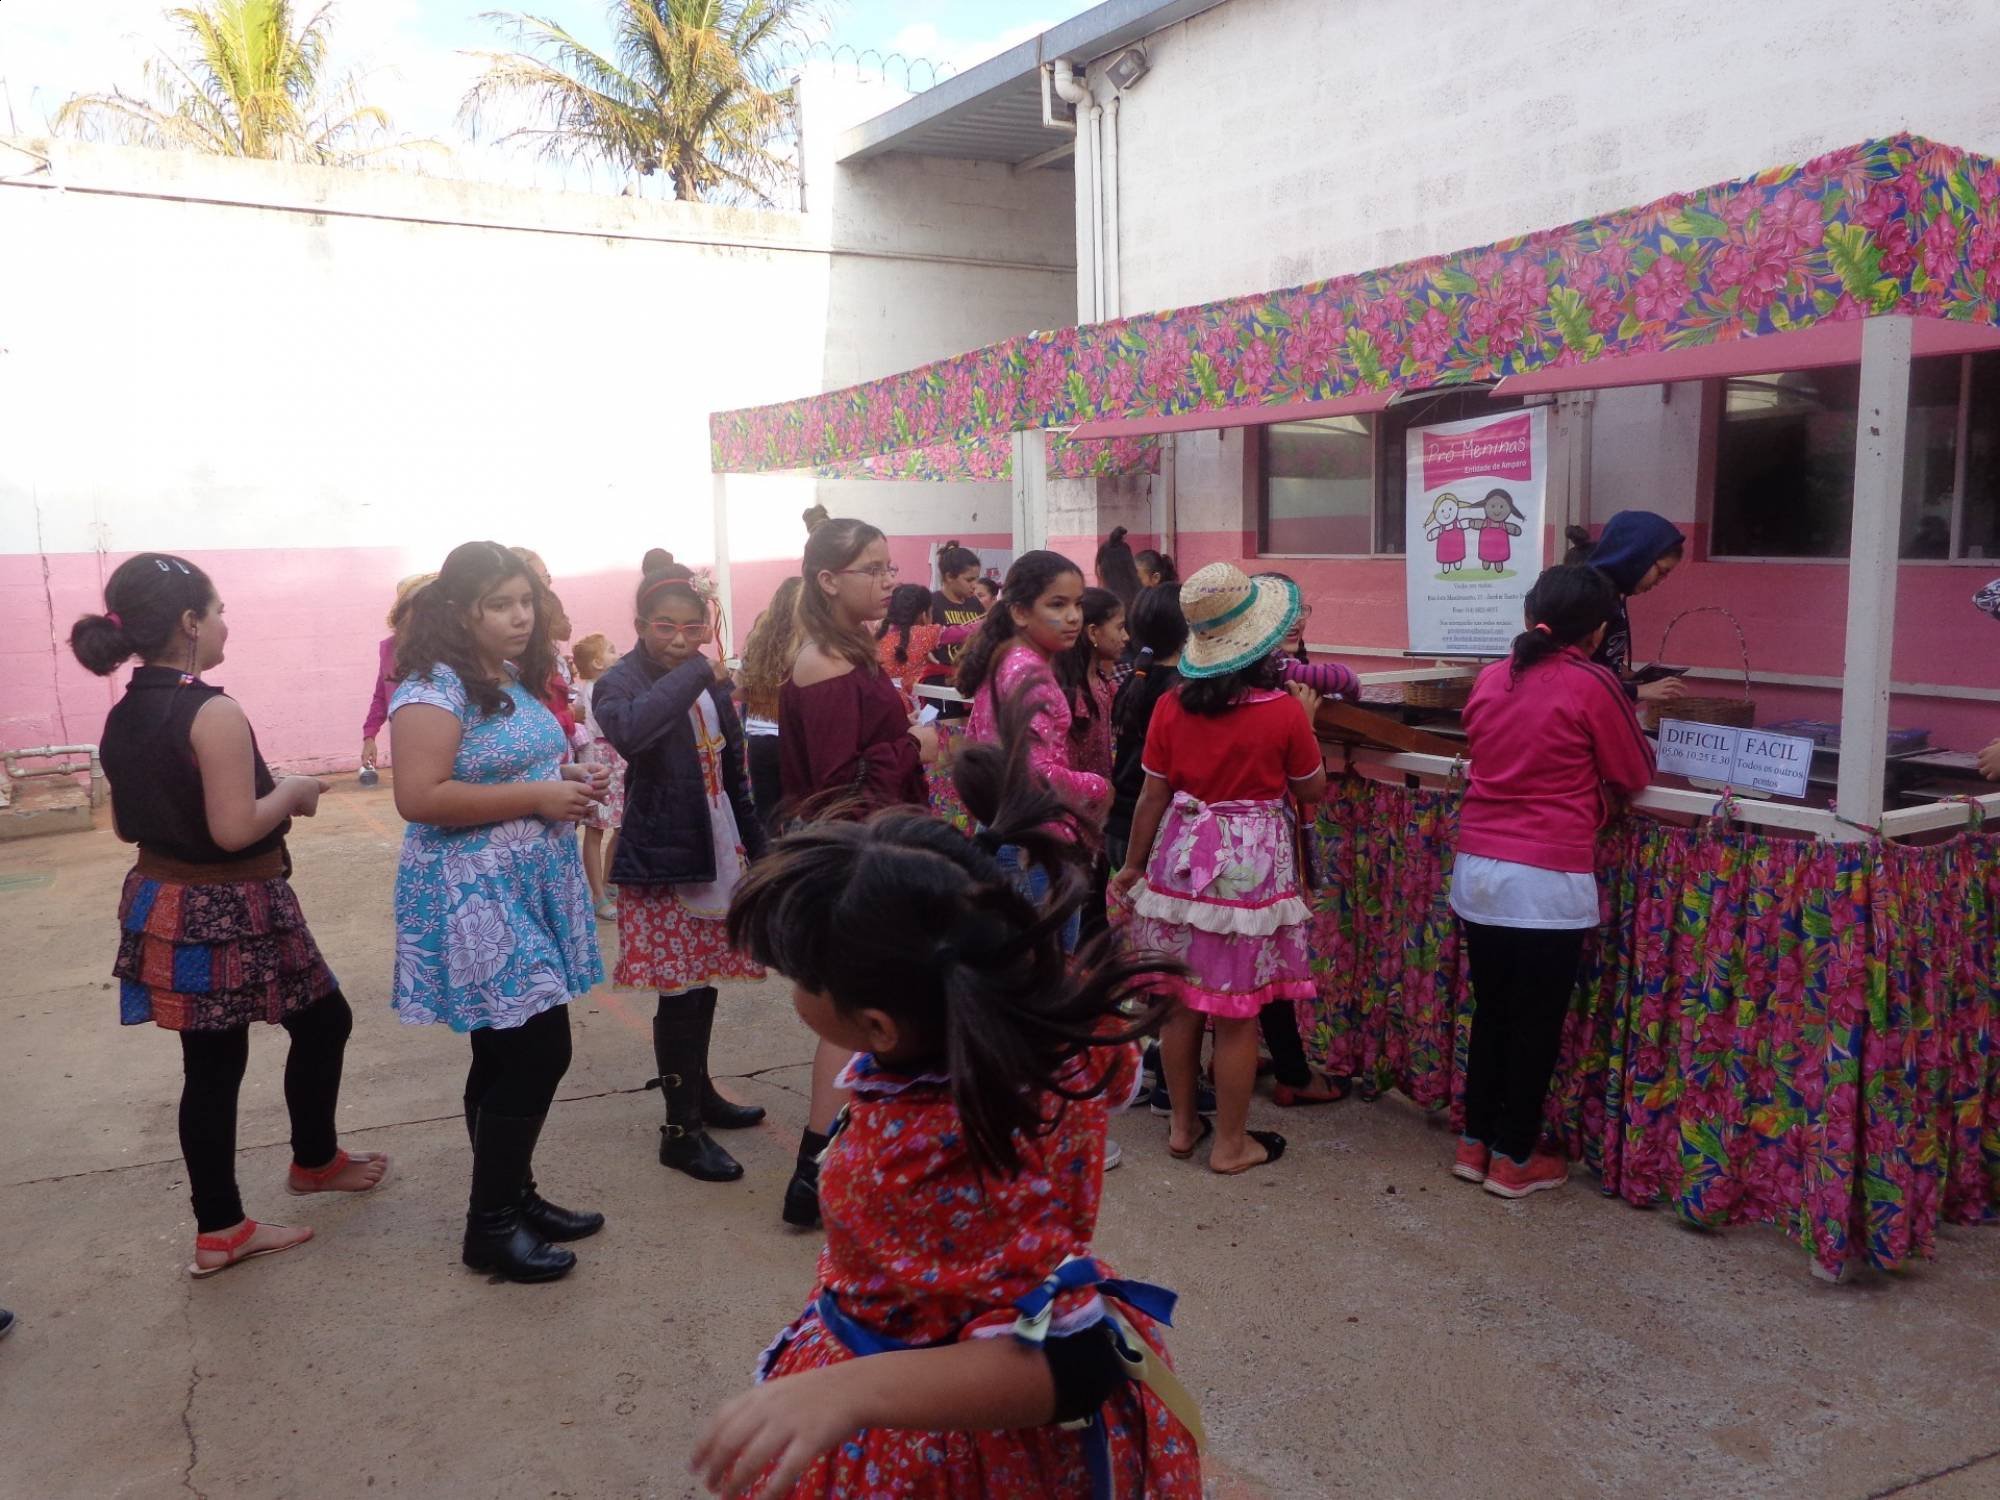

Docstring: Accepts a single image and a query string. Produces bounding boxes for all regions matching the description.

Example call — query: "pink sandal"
[187,1219,312,1280]
[286,1149,391,1196]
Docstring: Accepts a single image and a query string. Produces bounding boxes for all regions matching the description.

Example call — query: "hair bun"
[1109,525,1128,545]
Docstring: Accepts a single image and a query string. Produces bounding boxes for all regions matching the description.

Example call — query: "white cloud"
[883,16,1058,77]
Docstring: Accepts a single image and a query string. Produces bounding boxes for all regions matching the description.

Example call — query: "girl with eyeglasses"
[594,566,770,1186]
[775,519,942,1227]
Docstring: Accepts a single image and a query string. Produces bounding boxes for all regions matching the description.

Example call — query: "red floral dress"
[753,1048,1203,1498]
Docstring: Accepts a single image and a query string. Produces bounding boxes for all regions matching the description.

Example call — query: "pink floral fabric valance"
[812,433,1162,482]
[714,134,2000,475]
[1304,777,2000,1281]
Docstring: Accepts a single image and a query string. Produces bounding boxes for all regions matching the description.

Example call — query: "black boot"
[652,1006,743,1182]
[691,988,766,1130]
[470,1100,603,1241]
[782,1127,831,1228]
[461,1111,577,1282]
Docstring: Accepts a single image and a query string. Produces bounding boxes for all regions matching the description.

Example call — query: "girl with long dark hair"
[693,708,1202,1499]
[875,581,977,710]
[1056,586,1128,783]
[955,550,1110,822]
[1094,525,1143,608]
[1112,564,1330,1175]
[594,568,769,1186]
[389,541,608,1283]
[74,553,386,1279]
[1448,563,1654,1198]
[777,518,941,1227]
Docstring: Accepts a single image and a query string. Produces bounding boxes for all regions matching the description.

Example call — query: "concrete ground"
[4,782,2000,1500]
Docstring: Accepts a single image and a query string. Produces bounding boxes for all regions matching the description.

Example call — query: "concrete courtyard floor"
[5,781,2000,1499]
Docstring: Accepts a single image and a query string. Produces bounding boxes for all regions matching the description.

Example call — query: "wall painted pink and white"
[0,98,1074,773]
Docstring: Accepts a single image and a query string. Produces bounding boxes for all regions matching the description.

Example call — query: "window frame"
[1251,416,1394,561]
[1702,354,1996,566]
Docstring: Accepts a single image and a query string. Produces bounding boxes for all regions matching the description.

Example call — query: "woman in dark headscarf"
[1565,510,1687,703]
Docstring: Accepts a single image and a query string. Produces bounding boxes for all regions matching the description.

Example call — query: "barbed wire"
[771,39,957,91]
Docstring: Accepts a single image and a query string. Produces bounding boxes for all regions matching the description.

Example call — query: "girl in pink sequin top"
[955,551,1111,824]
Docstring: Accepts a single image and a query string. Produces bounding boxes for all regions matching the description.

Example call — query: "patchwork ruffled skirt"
[1125,793,1315,1020]
[114,848,337,1032]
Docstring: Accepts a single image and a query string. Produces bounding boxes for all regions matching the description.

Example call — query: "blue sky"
[0,2,1097,150]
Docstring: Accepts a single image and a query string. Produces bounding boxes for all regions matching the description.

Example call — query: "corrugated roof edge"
[834,0,1231,164]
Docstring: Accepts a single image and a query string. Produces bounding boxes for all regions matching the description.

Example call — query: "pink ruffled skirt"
[1125,793,1315,1019]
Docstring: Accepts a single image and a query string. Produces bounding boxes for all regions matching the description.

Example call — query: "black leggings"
[178,989,353,1234]
[463,1004,573,1120]
[1461,921,1588,1163]
[748,734,784,836]
[1257,1000,1316,1089]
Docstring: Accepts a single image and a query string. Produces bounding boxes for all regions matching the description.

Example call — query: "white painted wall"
[1102,0,2000,316]
[0,89,1075,764]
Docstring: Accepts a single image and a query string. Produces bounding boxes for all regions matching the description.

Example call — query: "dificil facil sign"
[1655,720,1814,799]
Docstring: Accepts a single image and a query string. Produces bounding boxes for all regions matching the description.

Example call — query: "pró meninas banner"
[1404,406,1548,656]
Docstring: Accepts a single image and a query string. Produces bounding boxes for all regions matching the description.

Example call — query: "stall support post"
[1833,315,1912,836]
[711,470,736,656]
[1011,429,1049,553]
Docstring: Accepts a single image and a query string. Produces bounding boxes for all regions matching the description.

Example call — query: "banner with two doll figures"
[1405,406,1548,657]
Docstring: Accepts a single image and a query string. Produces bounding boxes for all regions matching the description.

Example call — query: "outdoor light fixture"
[1105,46,1149,92]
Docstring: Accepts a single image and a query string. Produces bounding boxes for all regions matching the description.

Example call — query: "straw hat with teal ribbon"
[1177,562,1300,679]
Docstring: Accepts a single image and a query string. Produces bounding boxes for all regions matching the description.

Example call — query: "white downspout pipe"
[1050,60,1098,323]
[1103,91,1121,319]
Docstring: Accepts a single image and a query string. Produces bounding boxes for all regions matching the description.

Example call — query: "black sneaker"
[0,1308,14,1340]
[1149,1081,1217,1117]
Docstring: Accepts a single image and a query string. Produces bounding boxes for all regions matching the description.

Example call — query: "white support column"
[1011,429,1049,553]
[711,470,736,656]
[1833,315,1912,834]
[1159,433,1178,561]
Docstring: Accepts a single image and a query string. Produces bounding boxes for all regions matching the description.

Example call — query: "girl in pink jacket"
[1449,564,1655,1199]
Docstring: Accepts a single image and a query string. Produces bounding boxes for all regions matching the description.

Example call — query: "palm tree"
[54,0,415,167]
[461,0,816,204]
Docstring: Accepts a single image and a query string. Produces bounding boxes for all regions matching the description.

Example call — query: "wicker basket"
[1638,606,1756,731]
[1404,677,1472,710]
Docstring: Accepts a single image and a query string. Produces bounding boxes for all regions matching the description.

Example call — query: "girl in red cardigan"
[1451,564,1655,1199]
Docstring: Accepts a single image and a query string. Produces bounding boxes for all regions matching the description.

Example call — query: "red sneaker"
[1451,1139,1490,1183]
[1482,1149,1568,1199]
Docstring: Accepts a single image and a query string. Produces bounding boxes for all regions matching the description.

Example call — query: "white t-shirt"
[1449,852,1599,931]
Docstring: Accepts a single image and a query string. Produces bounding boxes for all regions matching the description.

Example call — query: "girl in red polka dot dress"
[694,711,1205,1499]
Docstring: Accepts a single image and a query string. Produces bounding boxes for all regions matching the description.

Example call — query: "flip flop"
[1273,1074,1350,1107]
[1212,1130,1287,1176]
[1167,1116,1214,1161]
[187,1220,312,1280]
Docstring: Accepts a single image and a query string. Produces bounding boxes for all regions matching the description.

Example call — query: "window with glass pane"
[1259,417,1375,554]
[1712,355,1993,559]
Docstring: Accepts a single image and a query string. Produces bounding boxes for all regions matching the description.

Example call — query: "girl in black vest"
[72,553,387,1279]
[594,568,769,1183]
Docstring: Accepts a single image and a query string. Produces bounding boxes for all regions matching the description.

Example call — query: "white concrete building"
[811,0,2000,755]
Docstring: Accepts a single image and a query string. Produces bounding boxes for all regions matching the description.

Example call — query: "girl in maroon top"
[777,518,940,1228]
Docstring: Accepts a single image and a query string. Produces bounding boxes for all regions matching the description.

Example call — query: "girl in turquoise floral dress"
[390,541,609,1284]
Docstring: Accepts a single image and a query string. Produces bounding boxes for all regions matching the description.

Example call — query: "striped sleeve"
[1572,658,1655,795]
[1280,657,1361,699]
